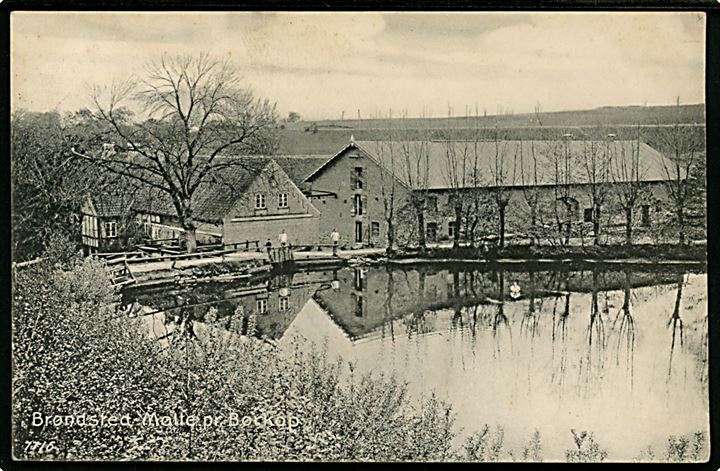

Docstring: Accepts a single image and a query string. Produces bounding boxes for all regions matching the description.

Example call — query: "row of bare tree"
[372,109,704,251]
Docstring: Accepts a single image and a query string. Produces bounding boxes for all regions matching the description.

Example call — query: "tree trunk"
[530,204,537,246]
[624,207,633,246]
[499,204,506,248]
[453,204,462,249]
[469,218,478,248]
[417,206,426,249]
[386,221,395,255]
[593,204,601,246]
[564,205,572,246]
[185,227,197,253]
[678,208,686,246]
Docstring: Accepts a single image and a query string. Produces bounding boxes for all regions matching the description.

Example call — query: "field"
[276,104,705,155]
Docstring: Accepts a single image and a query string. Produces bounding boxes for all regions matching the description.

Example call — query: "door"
[355,221,363,243]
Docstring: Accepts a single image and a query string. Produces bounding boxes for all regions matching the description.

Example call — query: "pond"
[123,263,709,461]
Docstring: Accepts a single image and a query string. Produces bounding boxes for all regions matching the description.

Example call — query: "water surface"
[124,264,708,461]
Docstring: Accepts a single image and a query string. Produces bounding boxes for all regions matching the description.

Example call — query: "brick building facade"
[301,138,682,247]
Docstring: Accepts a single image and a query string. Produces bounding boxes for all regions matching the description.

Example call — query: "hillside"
[277,104,705,155]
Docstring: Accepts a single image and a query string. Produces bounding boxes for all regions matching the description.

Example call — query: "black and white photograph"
[8,10,710,463]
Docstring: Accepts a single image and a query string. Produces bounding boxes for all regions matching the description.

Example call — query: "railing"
[289,243,338,252]
[11,257,48,270]
[103,256,135,287]
[222,240,262,252]
[268,247,294,264]
[130,249,237,264]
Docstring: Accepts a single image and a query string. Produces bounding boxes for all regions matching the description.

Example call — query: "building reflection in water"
[123,264,708,461]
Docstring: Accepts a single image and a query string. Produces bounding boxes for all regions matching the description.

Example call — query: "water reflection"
[668,274,685,380]
[123,264,708,460]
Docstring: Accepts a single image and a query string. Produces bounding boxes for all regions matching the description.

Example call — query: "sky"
[11,11,706,120]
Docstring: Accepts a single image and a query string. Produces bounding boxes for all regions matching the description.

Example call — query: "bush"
[12,260,457,461]
[666,431,707,462]
[565,430,608,462]
[462,425,505,461]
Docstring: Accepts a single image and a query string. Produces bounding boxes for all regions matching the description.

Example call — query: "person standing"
[330,228,340,256]
[279,229,288,247]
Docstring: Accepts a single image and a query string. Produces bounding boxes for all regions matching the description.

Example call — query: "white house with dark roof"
[81,157,321,252]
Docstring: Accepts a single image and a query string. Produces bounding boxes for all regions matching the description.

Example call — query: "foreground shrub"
[666,431,707,462]
[462,425,505,461]
[565,430,608,462]
[12,259,456,461]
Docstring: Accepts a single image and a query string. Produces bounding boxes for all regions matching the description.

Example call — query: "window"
[82,215,99,247]
[143,214,160,238]
[584,208,594,223]
[448,220,456,238]
[255,193,266,209]
[354,268,366,291]
[256,299,268,314]
[427,195,438,212]
[82,215,98,238]
[371,221,380,237]
[641,205,651,226]
[352,167,364,189]
[279,296,289,311]
[104,221,117,238]
[426,222,438,241]
[352,293,364,317]
[354,194,363,216]
[278,192,289,208]
[355,221,363,243]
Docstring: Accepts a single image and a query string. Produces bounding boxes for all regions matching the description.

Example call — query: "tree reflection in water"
[667,274,686,381]
[520,271,540,341]
[612,270,635,388]
[381,266,396,343]
[450,269,464,332]
[492,271,513,359]
[579,268,607,394]
[551,272,570,394]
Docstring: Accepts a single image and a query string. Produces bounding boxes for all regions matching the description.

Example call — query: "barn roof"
[307,139,682,190]
[132,157,273,222]
[272,155,329,186]
[90,191,134,218]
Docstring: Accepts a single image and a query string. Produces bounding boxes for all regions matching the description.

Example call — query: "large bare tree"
[441,138,472,249]
[72,53,278,252]
[489,129,515,248]
[398,140,431,250]
[372,137,401,254]
[655,100,704,246]
[547,135,576,245]
[579,138,612,245]
[610,127,645,246]
[518,139,544,245]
